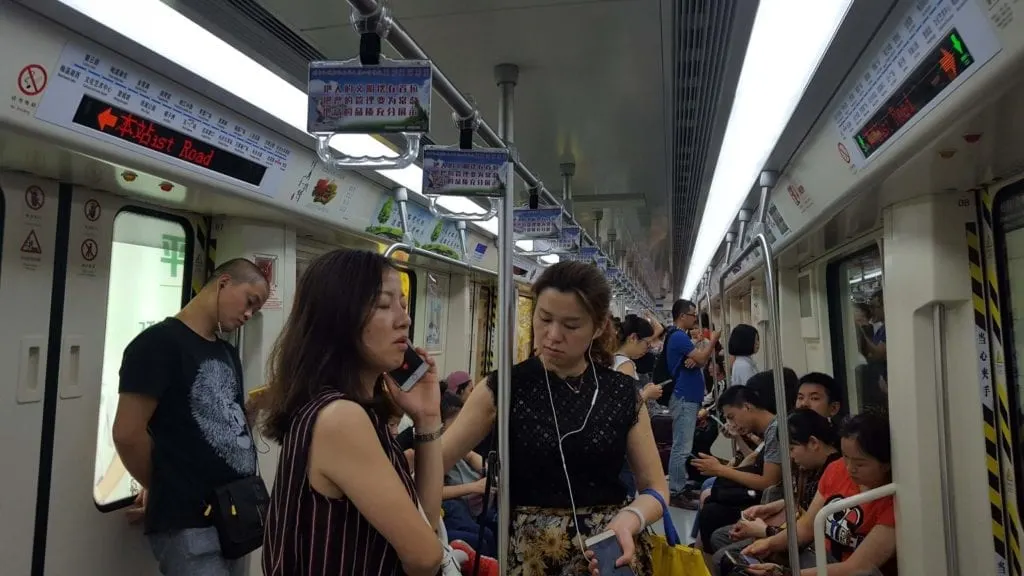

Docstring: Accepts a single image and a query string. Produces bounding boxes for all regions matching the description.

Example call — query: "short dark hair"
[799,372,839,405]
[727,324,759,356]
[718,384,763,410]
[740,367,799,412]
[839,411,891,464]
[788,408,839,448]
[672,299,695,320]
[206,258,268,287]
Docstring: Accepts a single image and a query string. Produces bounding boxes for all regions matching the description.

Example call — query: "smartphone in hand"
[584,531,635,576]
[720,550,759,572]
[388,342,429,392]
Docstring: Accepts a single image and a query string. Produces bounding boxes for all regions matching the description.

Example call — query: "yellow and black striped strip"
[967,219,1010,576]
[191,216,209,299]
[977,186,1024,576]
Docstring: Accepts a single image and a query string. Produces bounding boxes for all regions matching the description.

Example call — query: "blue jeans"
[669,395,701,495]
[148,527,241,576]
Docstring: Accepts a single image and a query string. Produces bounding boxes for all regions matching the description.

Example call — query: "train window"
[93,210,192,510]
[798,273,813,318]
[826,246,887,414]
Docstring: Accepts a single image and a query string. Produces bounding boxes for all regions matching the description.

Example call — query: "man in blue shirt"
[666,299,719,507]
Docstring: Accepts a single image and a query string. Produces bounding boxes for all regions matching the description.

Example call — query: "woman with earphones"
[441,261,669,575]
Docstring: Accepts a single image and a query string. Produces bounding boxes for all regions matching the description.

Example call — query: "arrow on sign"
[97,107,118,131]
[950,32,963,55]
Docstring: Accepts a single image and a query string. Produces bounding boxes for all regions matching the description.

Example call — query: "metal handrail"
[813,483,897,575]
[344,0,615,289]
[383,242,494,277]
[717,231,801,574]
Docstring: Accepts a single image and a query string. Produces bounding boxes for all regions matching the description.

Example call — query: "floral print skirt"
[508,504,654,576]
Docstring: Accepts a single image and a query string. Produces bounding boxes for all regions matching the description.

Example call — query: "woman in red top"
[740,411,896,575]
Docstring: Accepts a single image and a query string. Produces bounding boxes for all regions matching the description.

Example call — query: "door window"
[93,210,192,509]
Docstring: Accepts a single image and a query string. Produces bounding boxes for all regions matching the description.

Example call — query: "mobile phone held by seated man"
[584,531,635,576]
[720,549,759,572]
[388,341,430,391]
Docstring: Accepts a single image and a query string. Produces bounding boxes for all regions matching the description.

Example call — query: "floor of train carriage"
[648,433,732,544]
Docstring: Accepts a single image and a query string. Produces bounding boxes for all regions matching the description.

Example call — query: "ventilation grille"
[669,0,742,293]
[172,0,326,84]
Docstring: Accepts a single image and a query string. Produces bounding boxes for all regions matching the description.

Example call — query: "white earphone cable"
[544,344,600,558]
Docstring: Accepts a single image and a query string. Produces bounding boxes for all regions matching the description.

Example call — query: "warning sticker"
[81,238,98,261]
[25,186,45,211]
[18,64,47,97]
[84,198,101,222]
[21,229,42,254]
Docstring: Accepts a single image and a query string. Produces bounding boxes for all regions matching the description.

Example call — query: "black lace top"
[486,356,641,509]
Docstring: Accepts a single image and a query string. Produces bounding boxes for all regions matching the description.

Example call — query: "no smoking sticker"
[18,64,47,96]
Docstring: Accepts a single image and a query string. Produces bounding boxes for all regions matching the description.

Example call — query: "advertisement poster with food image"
[365,195,462,260]
[290,160,360,222]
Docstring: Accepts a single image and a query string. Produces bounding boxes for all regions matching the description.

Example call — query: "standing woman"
[728,324,760,387]
[260,249,445,576]
[442,262,669,575]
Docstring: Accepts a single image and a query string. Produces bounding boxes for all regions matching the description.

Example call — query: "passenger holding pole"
[441,261,668,574]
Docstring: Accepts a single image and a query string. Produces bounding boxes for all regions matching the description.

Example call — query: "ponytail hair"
[618,314,655,345]
[590,314,618,367]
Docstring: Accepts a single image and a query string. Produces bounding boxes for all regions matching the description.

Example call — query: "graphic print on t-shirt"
[823,495,865,558]
[188,357,255,475]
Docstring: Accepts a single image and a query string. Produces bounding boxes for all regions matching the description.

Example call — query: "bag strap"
[666,329,687,380]
[640,488,680,547]
[219,338,262,478]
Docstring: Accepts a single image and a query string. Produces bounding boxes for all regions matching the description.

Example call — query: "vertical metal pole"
[560,161,575,215]
[494,62,519,576]
[756,232,801,575]
[757,171,779,370]
[933,304,958,575]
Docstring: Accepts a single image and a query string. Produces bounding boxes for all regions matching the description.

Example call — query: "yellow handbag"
[641,489,711,576]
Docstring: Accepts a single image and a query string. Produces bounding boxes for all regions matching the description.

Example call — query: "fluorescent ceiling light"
[540,254,559,264]
[681,0,852,298]
[57,0,499,235]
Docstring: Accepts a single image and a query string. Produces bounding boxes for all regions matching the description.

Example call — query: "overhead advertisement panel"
[831,0,1000,172]
[35,41,294,197]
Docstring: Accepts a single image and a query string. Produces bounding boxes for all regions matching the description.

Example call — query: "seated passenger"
[741,411,896,576]
[438,392,497,556]
[440,261,669,574]
[796,373,842,418]
[691,381,783,544]
[708,409,841,570]
[260,249,444,576]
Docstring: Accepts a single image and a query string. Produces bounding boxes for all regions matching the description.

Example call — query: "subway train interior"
[2,0,1024,574]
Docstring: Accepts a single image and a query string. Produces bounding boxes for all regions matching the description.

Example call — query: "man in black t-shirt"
[112,258,268,575]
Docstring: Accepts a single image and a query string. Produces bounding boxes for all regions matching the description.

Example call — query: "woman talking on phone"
[442,261,669,575]
[260,249,445,576]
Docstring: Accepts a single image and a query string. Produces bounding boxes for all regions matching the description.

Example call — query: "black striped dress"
[262,389,417,576]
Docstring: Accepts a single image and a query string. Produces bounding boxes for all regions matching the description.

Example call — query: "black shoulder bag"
[205,341,270,560]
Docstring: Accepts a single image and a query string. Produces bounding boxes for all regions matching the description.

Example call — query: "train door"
[0,173,60,575]
[981,184,1024,576]
[41,184,198,575]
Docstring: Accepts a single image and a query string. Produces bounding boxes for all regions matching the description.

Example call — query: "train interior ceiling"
[4,0,1024,575]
